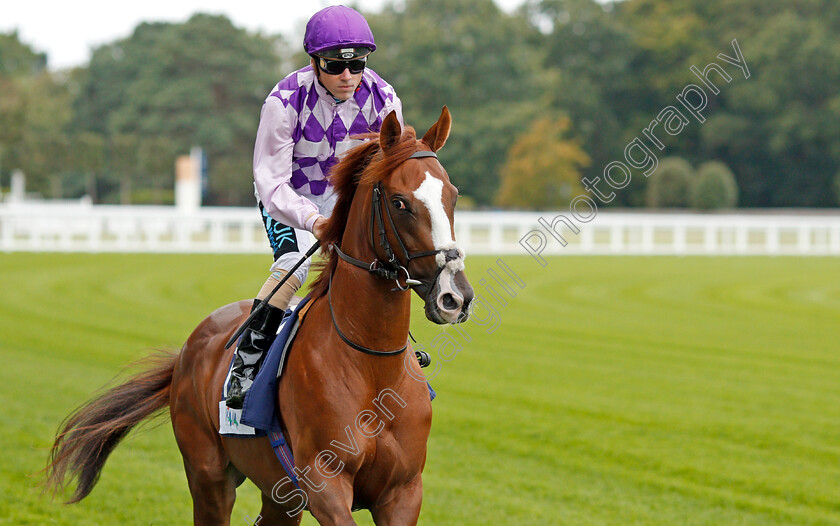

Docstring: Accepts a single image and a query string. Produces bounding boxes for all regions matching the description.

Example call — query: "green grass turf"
[0,253,838,525]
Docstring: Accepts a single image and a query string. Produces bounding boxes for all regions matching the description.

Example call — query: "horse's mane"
[308,125,420,299]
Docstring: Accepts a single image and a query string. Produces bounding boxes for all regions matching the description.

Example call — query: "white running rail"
[2,202,839,256]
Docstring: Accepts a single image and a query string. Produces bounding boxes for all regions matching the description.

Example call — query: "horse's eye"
[392,198,407,211]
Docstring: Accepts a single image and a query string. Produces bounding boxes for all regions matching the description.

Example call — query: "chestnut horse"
[46,107,474,525]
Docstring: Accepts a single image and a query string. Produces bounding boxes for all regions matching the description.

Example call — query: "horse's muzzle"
[424,265,474,324]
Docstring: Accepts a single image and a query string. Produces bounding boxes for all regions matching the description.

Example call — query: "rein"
[329,149,442,356]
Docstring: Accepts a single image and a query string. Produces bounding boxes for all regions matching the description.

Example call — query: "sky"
[1,0,528,70]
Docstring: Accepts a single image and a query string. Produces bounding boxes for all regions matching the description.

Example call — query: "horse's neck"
[326,182,412,365]
[330,260,412,354]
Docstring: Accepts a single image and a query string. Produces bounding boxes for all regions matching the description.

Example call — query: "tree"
[717,10,840,206]
[0,76,26,178]
[617,0,840,207]
[367,0,544,205]
[0,31,47,77]
[138,137,177,205]
[496,116,589,209]
[521,0,646,206]
[73,14,284,205]
[0,32,52,189]
[70,133,105,201]
[108,134,140,204]
[7,71,74,198]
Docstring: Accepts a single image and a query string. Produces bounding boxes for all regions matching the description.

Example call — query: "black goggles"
[317,56,367,75]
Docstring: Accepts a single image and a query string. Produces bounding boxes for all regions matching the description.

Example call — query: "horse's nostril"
[440,293,461,311]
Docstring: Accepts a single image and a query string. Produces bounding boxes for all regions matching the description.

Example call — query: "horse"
[45,106,474,525]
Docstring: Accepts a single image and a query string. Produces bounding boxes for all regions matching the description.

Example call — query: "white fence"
[2,201,840,256]
[466,210,840,256]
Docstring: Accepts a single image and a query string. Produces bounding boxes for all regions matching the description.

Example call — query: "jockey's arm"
[253,97,322,234]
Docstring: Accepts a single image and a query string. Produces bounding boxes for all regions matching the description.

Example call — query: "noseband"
[329,149,450,356]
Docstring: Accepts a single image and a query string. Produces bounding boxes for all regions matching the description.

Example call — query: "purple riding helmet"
[304,5,376,60]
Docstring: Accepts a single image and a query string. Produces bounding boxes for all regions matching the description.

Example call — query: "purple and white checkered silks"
[267,66,402,197]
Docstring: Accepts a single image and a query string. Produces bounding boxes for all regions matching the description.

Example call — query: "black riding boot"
[226,300,286,409]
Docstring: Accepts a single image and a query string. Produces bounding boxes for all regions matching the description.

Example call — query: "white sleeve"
[253,97,321,232]
[380,91,405,129]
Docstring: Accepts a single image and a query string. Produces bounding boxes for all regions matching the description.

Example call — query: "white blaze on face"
[413,171,465,271]
[413,172,451,249]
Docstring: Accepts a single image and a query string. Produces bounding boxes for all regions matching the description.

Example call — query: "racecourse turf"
[0,253,838,525]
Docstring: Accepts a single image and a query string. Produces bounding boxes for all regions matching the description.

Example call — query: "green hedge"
[834,170,840,206]
[646,157,693,208]
[691,161,739,210]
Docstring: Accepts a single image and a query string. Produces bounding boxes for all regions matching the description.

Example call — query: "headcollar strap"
[407,150,437,160]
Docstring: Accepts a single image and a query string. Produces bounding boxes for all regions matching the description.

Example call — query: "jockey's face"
[311,58,363,101]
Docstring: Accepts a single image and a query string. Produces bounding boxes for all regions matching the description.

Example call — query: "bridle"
[328,149,456,356]
[333,149,442,291]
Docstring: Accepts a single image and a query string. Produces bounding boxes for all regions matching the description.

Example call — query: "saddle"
[220,296,310,436]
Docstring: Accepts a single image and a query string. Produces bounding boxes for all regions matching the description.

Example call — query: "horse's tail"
[45,350,178,503]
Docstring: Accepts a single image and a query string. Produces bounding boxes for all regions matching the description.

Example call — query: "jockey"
[226,5,404,408]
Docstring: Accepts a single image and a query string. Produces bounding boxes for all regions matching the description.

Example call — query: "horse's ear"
[379,111,402,154]
[421,106,451,152]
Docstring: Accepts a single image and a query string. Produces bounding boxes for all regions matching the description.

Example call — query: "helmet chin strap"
[311,58,360,102]
[314,74,348,103]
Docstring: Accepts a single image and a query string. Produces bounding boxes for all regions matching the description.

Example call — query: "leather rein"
[328,149,443,356]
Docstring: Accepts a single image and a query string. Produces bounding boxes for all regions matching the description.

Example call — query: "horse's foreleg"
[255,491,303,526]
[305,473,358,526]
[370,476,423,526]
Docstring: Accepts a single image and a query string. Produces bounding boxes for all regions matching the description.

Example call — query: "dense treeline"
[1,0,838,208]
